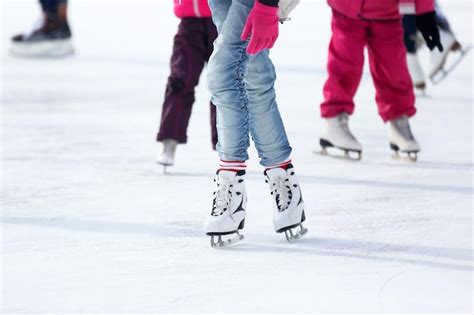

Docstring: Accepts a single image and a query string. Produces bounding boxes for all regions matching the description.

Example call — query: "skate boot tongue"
[265,167,287,180]
[214,170,240,209]
[217,169,239,181]
[265,167,293,212]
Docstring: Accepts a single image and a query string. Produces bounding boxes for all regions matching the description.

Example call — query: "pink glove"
[241,1,279,55]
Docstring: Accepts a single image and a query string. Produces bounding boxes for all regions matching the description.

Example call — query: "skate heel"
[320,138,334,149]
[280,224,308,242]
[390,143,399,152]
[390,143,418,162]
[277,211,308,242]
[319,138,333,155]
[319,138,362,160]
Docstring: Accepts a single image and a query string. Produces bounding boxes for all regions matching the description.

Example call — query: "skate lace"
[212,177,232,216]
[269,176,292,212]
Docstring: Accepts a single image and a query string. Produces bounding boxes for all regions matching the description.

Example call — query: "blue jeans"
[207,0,291,167]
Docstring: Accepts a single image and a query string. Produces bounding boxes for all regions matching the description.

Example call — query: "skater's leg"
[320,11,368,118]
[205,0,249,245]
[319,11,366,157]
[367,20,416,122]
[245,51,292,167]
[207,0,253,163]
[367,21,420,158]
[157,18,209,144]
[205,163,247,247]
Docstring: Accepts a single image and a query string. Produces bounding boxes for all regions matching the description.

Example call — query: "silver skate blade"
[344,149,362,161]
[415,90,429,98]
[430,45,472,85]
[156,161,173,174]
[210,232,244,249]
[317,147,362,161]
[10,39,74,59]
[406,151,418,162]
[284,224,308,243]
[391,151,418,162]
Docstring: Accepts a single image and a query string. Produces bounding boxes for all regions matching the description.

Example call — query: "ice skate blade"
[390,143,418,162]
[415,89,429,98]
[392,152,418,162]
[10,39,74,59]
[156,160,174,167]
[281,224,308,243]
[156,161,173,175]
[430,45,472,85]
[209,232,244,249]
[318,138,362,161]
[318,147,362,161]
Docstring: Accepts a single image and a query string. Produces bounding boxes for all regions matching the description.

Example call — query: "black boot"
[10,3,74,57]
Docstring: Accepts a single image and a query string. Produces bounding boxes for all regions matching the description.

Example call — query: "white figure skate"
[429,29,472,84]
[389,115,420,162]
[205,170,247,248]
[319,113,363,160]
[156,139,178,171]
[278,0,300,23]
[265,164,307,242]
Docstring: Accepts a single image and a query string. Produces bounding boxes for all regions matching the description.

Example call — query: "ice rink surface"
[1,0,473,313]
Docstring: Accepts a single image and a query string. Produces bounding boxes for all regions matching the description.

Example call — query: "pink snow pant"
[321,10,416,122]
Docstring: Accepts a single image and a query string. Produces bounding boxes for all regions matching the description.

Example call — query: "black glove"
[415,11,443,52]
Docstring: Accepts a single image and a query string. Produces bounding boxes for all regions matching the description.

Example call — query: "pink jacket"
[174,0,212,18]
[327,0,435,20]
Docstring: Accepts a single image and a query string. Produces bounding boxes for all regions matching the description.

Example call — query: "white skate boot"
[205,170,247,248]
[389,115,420,162]
[319,112,363,160]
[278,0,301,23]
[156,139,178,169]
[265,164,307,242]
[406,52,426,92]
[429,29,470,84]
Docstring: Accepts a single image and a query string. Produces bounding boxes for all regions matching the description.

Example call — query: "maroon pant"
[157,18,218,148]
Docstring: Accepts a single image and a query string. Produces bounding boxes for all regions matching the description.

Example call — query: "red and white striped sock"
[265,159,292,171]
[219,160,247,172]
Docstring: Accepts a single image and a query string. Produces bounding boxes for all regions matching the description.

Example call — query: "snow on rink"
[1,0,473,313]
